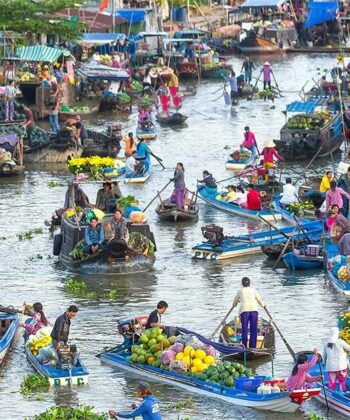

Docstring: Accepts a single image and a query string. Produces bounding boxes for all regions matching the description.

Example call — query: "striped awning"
[10,45,73,63]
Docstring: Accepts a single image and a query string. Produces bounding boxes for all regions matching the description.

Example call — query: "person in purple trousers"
[232,277,266,349]
[171,163,186,211]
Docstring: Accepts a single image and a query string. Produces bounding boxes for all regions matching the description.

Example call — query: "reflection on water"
[0,54,348,419]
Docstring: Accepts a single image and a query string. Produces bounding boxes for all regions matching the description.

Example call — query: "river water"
[0,54,348,419]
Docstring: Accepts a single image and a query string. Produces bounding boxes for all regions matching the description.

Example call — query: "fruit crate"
[235,376,265,392]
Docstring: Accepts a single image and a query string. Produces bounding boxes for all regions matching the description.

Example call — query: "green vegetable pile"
[258,89,273,98]
[116,195,139,213]
[20,373,50,395]
[286,112,331,130]
[69,242,86,260]
[130,79,143,93]
[32,405,107,420]
[141,95,153,107]
[0,124,25,137]
[116,92,131,104]
[60,105,91,113]
[30,127,51,147]
[129,231,155,256]
[286,200,314,216]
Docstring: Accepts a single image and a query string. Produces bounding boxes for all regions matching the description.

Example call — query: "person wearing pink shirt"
[241,126,257,152]
[286,348,321,391]
[262,61,273,90]
[325,181,350,215]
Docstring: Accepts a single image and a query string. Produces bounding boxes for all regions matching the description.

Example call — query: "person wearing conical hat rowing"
[261,139,284,170]
[262,61,273,91]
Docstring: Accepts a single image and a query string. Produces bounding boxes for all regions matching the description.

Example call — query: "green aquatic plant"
[48,181,65,188]
[169,397,193,410]
[64,278,96,299]
[20,374,50,395]
[107,289,118,299]
[32,405,107,419]
[17,228,43,241]
[308,414,324,420]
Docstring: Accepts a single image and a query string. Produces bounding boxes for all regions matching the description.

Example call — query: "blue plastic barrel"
[171,8,179,22]
[178,7,187,22]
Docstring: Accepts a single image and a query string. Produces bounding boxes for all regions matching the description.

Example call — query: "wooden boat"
[191,221,323,261]
[54,211,156,274]
[84,128,122,159]
[58,105,99,122]
[155,112,188,126]
[261,239,309,259]
[25,140,82,164]
[276,112,343,160]
[225,149,257,171]
[197,185,282,222]
[0,311,19,364]
[326,244,350,295]
[24,345,89,386]
[219,317,275,360]
[201,65,231,80]
[0,132,24,176]
[283,245,324,270]
[239,35,281,54]
[287,46,350,54]
[136,121,157,141]
[99,338,320,413]
[156,198,199,222]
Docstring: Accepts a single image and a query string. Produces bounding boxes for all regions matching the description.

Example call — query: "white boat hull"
[124,173,151,184]
[191,246,262,261]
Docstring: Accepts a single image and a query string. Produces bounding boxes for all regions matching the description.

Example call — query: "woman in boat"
[241,56,255,85]
[198,170,217,190]
[157,81,170,117]
[232,277,266,350]
[136,138,150,172]
[142,67,152,96]
[325,181,350,215]
[246,184,261,211]
[171,163,186,211]
[111,209,129,242]
[320,171,335,193]
[233,186,247,207]
[22,302,50,338]
[83,218,106,255]
[241,126,257,153]
[286,349,321,391]
[261,140,284,170]
[262,61,273,90]
[123,132,135,157]
[109,382,162,420]
[216,185,236,203]
[96,182,120,213]
[323,327,350,392]
[329,205,350,238]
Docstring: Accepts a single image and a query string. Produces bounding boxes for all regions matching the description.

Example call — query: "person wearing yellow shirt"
[320,171,335,193]
[216,185,236,202]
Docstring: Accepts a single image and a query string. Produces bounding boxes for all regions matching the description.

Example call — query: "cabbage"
[203,344,216,356]
[169,343,184,353]
[161,350,176,365]
[169,360,187,372]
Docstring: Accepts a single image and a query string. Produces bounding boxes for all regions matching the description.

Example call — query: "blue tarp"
[79,33,127,46]
[304,0,339,29]
[241,0,285,7]
[285,99,319,113]
[115,9,146,24]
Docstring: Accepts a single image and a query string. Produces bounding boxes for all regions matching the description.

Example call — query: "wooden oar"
[292,215,312,244]
[146,147,165,170]
[271,72,283,97]
[264,307,295,360]
[216,165,258,184]
[0,305,22,314]
[142,180,173,212]
[273,225,298,270]
[318,359,330,412]
[209,305,235,339]
[258,215,289,239]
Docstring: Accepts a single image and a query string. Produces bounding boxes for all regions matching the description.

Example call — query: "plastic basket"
[235,376,266,392]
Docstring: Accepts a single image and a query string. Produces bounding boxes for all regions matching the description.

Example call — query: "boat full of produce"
[58,105,99,121]
[100,324,320,413]
[327,244,350,295]
[24,327,89,386]
[191,221,323,261]
[225,147,257,171]
[0,126,24,175]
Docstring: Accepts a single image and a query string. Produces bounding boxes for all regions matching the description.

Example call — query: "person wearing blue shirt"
[109,382,162,420]
[83,218,106,254]
[136,139,150,172]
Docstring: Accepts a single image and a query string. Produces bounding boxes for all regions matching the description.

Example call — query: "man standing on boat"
[241,56,255,85]
[146,301,168,329]
[109,382,162,419]
[232,277,266,350]
[51,305,78,350]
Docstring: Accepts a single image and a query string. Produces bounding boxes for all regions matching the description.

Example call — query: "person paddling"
[286,349,321,391]
[261,140,284,170]
[241,126,257,153]
[109,382,162,419]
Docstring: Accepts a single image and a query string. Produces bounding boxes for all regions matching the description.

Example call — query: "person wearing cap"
[323,327,350,392]
[109,382,162,419]
[261,139,284,170]
[262,61,273,90]
[232,277,266,349]
[241,126,257,153]
[325,181,349,214]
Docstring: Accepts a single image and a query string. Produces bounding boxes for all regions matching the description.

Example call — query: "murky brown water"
[0,53,347,419]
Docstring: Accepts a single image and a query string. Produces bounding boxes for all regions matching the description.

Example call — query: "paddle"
[318,359,330,412]
[209,304,235,339]
[258,215,289,240]
[96,344,121,358]
[271,72,283,97]
[146,146,165,170]
[142,180,173,212]
[273,225,298,270]
[292,215,312,244]
[216,165,259,185]
[264,307,295,360]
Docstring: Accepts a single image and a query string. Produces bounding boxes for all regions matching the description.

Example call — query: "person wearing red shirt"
[246,183,261,210]
[261,139,284,169]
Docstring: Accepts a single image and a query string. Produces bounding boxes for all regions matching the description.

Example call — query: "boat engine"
[58,344,78,370]
[201,225,224,245]
[117,315,148,338]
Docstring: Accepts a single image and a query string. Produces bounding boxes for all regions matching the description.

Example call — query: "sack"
[224,91,231,105]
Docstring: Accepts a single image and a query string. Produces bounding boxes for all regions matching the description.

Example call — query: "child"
[21,302,51,337]
[286,348,320,391]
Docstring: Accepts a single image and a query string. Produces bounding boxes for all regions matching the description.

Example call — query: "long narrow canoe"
[0,313,19,364]
[273,197,314,224]
[100,343,320,413]
[225,150,258,171]
[198,186,281,222]
[24,346,89,386]
[192,221,323,261]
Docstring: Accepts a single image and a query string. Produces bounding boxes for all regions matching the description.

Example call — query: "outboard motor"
[117,315,148,338]
[201,224,224,246]
[58,344,78,369]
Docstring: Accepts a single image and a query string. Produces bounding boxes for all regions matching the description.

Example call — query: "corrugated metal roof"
[241,0,285,7]
[9,45,72,63]
[285,99,319,113]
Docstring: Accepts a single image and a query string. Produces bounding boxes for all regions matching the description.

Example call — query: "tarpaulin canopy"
[9,45,73,63]
[78,32,127,46]
[115,8,147,24]
[0,133,19,147]
[285,99,319,113]
[304,0,339,29]
[134,31,167,40]
[241,0,285,7]
[76,63,130,81]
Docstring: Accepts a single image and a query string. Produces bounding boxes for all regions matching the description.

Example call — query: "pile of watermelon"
[0,100,25,122]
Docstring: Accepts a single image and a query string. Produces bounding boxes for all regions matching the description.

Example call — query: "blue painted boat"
[24,345,89,387]
[225,149,257,171]
[198,185,282,222]
[136,121,157,141]
[124,156,151,184]
[273,196,314,225]
[326,243,350,295]
[282,246,324,271]
[100,334,320,413]
[0,312,19,364]
[192,221,323,261]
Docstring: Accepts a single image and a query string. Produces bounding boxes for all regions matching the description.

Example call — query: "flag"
[99,0,109,12]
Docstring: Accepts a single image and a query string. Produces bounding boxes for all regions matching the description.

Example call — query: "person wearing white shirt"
[232,277,266,349]
[125,150,137,175]
[280,177,298,206]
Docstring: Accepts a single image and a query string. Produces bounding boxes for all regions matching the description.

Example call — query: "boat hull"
[124,171,151,184]
[283,252,323,270]
[0,313,19,365]
[327,269,350,296]
[225,152,257,171]
[156,204,199,222]
[25,147,82,163]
